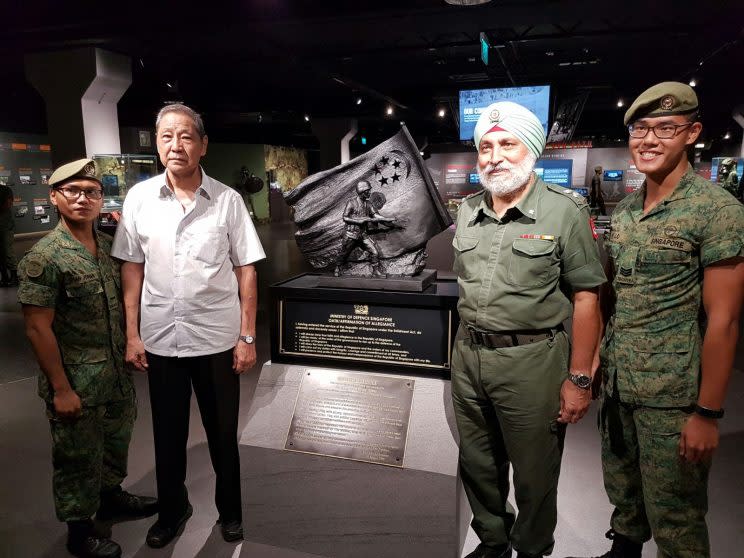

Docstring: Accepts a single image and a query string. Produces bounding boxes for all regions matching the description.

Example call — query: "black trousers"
[146,349,242,525]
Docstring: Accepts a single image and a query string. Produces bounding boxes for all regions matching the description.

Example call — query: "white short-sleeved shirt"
[112,170,266,357]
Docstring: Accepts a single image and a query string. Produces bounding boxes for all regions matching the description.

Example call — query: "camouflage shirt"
[602,166,744,406]
[453,176,606,331]
[17,223,131,406]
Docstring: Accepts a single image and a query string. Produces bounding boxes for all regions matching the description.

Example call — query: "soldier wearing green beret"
[570,83,744,558]
[17,158,157,558]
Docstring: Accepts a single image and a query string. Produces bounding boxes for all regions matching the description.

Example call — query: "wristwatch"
[568,373,592,390]
[694,404,724,419]
[239,334,255,345]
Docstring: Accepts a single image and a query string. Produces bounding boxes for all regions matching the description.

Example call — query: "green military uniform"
[600,167,744,558]
[452,176,605,556]
[17,223,135,522]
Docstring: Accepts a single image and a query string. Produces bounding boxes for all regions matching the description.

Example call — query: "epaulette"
[545,183,588,208]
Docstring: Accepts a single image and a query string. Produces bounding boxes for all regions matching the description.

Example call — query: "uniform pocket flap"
[62,347,109,364]
[624,333,690,353]
[639,247,691,264]
[65,281,103,298]
[512,238,556,257]
[453,235,479,252]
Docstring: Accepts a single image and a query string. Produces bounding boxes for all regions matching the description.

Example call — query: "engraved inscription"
[285,369,415,467]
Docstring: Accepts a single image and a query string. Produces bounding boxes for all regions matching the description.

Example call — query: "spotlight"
[386,105,394,116]
[689,78,697,87]
[724,131,731,140]
[616,99,624,108]
[304,114,310,122]
[356,97,363,105]
[438,108,446,118]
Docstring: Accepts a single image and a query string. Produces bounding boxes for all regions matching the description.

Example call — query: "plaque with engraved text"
[280,299,451,369]
[285,369,415,467]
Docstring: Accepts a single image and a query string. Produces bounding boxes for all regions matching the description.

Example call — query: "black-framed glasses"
[54,186,104,200]
[628,122,693,139]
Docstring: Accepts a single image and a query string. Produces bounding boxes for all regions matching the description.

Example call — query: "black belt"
[465,324,562,349]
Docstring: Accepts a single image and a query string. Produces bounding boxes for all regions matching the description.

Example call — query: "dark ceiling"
[3,0,743,152]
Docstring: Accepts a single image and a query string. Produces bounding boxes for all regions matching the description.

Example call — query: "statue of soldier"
[334,180,395,277]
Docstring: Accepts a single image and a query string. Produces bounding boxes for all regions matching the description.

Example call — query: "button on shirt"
[453,176,605,332]
[112,171,266,357]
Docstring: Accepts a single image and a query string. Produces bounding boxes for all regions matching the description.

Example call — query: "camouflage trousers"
[600,397,710,558]
[47,395,136,521]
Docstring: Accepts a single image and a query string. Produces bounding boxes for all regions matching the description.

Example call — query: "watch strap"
[694,404,724,419]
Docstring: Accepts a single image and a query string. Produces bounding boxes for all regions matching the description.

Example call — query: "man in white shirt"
[112,103,265,548]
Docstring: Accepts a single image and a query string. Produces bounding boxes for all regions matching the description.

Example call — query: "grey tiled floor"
[1,223,741,557]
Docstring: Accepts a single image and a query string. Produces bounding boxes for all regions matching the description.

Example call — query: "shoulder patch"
[545,183,587,208]
[23,255,45,278]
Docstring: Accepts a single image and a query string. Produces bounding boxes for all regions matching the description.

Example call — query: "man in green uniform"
[572,83,744,558]
[453,101,606,558]
[0,181,17,287]
[18,159,157,558]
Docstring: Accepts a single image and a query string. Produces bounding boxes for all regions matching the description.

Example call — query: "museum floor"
[1,222,741,558]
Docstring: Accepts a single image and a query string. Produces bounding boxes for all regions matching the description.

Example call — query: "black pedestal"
[270,273,460,377]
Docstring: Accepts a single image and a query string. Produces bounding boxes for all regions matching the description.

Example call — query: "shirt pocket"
[637,246,693,284]
[65,280,104,298]
[507,238,558,287]
[617,333,695,403]
[188,226,229,266]
[453,234,479,281]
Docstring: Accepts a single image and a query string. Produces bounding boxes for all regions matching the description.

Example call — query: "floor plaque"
[285,368,415,467]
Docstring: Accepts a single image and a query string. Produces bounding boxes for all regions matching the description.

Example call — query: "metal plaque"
[285,369,415,467]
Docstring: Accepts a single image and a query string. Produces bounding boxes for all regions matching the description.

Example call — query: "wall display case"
[93,154,159,231]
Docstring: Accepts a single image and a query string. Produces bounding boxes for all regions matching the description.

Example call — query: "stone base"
[317,268,437,292]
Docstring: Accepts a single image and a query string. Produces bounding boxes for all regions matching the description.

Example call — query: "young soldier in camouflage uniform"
[453,102,605,558]
[18,159,157,558]
[571,83,744,558]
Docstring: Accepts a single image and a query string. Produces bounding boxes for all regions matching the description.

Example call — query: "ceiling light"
[438,108,446,118]
[724,131,731,140]
[616,99,624,108]
[386,105,394,116]
[165,82,173,89]
[356,97,362,105]
[689,78,697,87]
[304,114,310,122]
[695,143,705,148]
[545,51,554,56]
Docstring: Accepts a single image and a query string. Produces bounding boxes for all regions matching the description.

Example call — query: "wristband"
[694,404,724,419]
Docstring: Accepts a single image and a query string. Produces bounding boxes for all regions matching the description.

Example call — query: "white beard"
[478,153,537,197]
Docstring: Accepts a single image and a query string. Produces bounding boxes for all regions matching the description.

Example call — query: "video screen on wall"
[535,159,572,187]
[459,85,551,142]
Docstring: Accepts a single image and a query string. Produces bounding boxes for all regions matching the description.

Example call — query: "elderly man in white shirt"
[112,103,265,548]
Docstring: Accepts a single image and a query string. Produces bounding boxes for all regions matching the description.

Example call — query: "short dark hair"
[155,103,206,138]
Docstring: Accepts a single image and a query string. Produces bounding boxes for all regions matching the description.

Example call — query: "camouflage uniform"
[600,167,744,557]
[17,223,134,522]
[452,177,605,556]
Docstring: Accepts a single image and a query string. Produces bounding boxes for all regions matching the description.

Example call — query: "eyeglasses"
[628,122,693,139]
[54,187,104,200]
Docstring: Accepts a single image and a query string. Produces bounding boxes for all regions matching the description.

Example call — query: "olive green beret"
[48,158,101,188]
[623,81,698,126]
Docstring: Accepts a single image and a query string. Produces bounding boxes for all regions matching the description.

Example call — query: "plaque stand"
[240,361,481,557]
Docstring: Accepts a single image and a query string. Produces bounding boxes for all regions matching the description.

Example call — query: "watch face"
[241,335,255,344]
[573,374,591,389]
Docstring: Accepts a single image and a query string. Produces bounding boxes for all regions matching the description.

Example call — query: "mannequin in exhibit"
[590,165,607,214]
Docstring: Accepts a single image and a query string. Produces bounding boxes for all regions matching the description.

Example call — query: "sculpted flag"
[284,125,452,270]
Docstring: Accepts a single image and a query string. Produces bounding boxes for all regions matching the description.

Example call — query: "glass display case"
[93,154,159,231]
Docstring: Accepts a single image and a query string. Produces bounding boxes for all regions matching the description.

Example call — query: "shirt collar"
[468,172,541,223]
[158,167,212,200]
